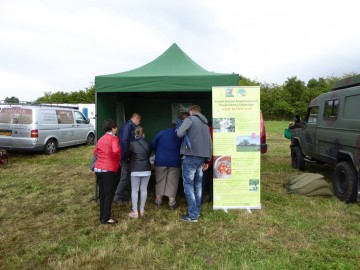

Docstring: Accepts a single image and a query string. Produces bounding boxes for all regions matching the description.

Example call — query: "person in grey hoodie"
[176,105,211,222]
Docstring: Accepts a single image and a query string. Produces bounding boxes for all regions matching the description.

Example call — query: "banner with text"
[212,86,261,210]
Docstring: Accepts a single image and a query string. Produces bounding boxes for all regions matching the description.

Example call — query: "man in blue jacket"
[176,105,211,222]
[114,113,141,203]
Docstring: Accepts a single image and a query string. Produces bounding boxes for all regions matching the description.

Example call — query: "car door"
[301,106,318,155]
[74,111,91,143]
[55,109,76,146]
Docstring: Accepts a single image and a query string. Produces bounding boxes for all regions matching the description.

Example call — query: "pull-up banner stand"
[212,86,261,212]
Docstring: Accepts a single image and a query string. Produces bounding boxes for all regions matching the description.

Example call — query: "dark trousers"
[201,166,213,203]
[114,161,131,201]
[96,171,116,221]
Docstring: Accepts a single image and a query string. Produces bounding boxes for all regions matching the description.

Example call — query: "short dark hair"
[103,119,117,133]
[180,111,190,120]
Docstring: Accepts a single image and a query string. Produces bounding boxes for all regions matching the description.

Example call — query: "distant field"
[0,121,359,270]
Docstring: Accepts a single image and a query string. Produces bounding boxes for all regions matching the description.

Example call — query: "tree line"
[241,73,357,120]
[3,73,357,121]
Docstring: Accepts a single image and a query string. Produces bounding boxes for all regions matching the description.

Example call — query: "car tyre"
[333,161,358,203]
[291,146,305,171]
[44,139,57,155]
[86,133,95,145]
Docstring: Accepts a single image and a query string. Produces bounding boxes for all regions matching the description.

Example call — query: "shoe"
[140,210,145,217]
[154,200,162,207]
[180,214,198,222]
[100,218,117,225]
[128,211,139,218]
[168,202,178,210]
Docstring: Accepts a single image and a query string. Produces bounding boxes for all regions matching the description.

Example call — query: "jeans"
[182,155,205,219]
[131,175,151,212]
[114,160,131,201]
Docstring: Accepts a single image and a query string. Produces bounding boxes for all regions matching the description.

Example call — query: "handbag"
[284,128,292,140]
[90,154,98,171]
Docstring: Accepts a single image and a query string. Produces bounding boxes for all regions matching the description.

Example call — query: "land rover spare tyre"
[333,161,358,203]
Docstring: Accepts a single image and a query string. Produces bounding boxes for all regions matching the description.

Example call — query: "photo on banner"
[212,86,261,210]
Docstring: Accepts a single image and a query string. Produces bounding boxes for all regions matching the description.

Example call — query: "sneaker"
[100,218,117,225]
[168,202,178,210]
[128,211,139,218]
[180,214,198,222]
[140,210,145,217]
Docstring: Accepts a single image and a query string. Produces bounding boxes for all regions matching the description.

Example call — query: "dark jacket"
[128,137,151,172]
[151,127,182,168]
[118,119,137,161]
[176,113,211,161]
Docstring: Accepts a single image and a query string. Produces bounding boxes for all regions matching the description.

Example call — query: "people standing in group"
[127,126,152,218]
[93,119,121,225]
[114,113,141,204]
[151,123,182,210]
[176,105,211,222]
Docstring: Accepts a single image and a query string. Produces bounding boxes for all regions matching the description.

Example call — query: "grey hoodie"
[176,112,211,161]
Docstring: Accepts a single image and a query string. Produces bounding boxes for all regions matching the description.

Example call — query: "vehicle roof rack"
[332,74,360,91]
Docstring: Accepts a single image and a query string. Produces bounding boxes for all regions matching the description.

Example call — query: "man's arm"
[176,118,192,138]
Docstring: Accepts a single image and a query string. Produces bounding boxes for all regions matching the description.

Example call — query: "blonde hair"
[134,126,144,137]
[190,105,201,113]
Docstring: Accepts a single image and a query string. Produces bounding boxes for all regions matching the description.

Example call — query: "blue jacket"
[151,127,182,168]
[118,119,137,161]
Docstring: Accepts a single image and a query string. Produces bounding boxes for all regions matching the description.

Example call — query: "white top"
[131,171,151,177]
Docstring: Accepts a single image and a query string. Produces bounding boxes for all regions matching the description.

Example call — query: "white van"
[0,104,95,154]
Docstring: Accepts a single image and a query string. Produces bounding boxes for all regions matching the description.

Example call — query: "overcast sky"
[1,0,359,101]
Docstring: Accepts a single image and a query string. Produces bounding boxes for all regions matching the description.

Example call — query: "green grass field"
[1,121,360,270]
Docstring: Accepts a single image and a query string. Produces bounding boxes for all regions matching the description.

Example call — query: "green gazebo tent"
[95,43,239,140]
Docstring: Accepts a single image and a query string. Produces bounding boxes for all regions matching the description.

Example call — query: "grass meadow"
[1,121,360,270]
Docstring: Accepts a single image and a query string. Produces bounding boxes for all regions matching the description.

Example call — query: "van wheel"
[44,139,57,155]
[86,133,95,145]
[333,161,358,203]
[291,146,305,171]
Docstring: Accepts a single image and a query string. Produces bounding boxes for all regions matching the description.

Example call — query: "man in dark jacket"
[176,105,211,222]
[114,113,141,203]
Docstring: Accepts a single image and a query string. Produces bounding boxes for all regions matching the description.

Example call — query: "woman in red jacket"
[93,119,121,225]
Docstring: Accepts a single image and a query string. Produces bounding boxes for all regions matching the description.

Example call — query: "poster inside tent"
[212,86,261,210]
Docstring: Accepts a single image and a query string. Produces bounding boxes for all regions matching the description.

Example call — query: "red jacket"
[94,133,121,172]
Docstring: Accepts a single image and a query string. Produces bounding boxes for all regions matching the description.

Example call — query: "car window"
[323,99,339,120]
[56,110,74,124]
[307,106,319,123]
[0,107,32,124]
[74,111,87,124]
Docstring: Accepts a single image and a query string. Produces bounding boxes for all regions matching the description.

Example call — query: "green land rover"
[290,74,360,203]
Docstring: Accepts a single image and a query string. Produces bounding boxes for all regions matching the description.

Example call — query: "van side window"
[75,111,86,124]
[56,110,74,124]
[0,108,32,124]
[306,106,319,123]
[323,99,339,120]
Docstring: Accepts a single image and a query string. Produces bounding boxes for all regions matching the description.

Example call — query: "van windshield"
[0,107,33,124]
